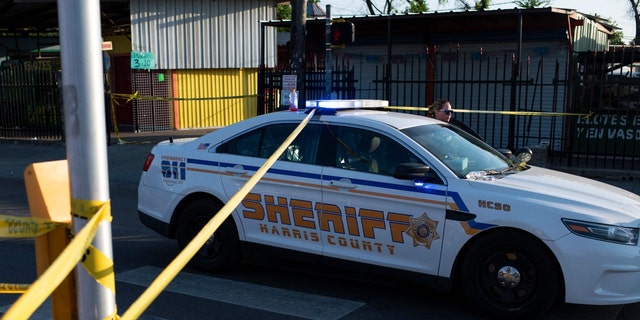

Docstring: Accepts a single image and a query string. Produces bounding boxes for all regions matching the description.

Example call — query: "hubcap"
[497,265,521,288]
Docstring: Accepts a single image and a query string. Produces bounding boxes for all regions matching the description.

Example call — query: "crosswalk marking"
[0,296,168,320]
[117,266,365,320]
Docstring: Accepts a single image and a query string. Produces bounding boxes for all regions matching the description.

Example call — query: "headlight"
[562,219,639,246]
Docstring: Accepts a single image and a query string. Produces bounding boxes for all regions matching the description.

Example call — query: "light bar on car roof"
[305,99,389,109]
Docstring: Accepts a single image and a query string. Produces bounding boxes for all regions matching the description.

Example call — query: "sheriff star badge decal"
[405,213,440,249]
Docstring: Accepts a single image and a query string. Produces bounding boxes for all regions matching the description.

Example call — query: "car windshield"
[402,124,511,178]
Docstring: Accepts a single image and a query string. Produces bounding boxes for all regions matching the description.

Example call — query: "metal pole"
[509,10,523,150]
[291,0,307,107]
[325,5,332,99]
[57,0,116,319]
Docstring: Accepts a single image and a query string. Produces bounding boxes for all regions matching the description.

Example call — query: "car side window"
[221,128,262,157]
[218,124,321,164]
[331,126,422,176]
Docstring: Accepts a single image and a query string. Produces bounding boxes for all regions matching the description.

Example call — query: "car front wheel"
[176,198,241,272]
[460,229,560,319]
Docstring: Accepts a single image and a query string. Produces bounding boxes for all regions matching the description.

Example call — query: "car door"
[319,125,447,275]
[217,123,324,254]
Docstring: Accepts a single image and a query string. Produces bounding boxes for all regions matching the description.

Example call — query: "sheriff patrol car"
[137,100,640,318]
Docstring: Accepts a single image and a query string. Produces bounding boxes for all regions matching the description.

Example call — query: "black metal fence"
[367,48,567,156]
[569,48,640,170]
[5,47,640,171]
[258,62,356,114]
[259,47,640,171]
[0,59,63,141]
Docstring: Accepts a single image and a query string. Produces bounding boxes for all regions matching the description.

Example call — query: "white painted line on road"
[0,298,51,320]
[0,298,167,320]
[117,266,365,320]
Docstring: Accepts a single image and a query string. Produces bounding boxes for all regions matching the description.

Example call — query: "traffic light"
[331,21,355,45]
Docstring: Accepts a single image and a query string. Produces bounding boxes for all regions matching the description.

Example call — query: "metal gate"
[258,62,356,114]
[131,69,172,132]
[0,59,63,141]
[369,48,568,155]
[569,48,640,170]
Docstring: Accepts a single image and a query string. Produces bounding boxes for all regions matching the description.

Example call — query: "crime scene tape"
[108,93,156,146]
[0,214,67,238]
[108,91,259,145]
[109,91,259,102]
[2,201,111,320]
[120,108,318,320]
[72,198,116,293]
[385,106,594,120]
[0,283,30,294]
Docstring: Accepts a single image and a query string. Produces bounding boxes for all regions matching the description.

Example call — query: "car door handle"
[327,178,356,189]
[225,165,247,175]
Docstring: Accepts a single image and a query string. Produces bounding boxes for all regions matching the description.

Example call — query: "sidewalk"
[0,129,213,187]
[1,128,640,195]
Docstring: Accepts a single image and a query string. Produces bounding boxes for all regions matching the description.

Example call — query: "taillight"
[142,153,155,172]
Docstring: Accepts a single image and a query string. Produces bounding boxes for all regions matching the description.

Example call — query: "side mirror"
[515,147,533,163]
[394,163,430,179]
[393,163,441,184]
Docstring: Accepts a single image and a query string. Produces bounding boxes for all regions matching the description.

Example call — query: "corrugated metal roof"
[264,7,613,53]
[131,0,278,69]
[307,2,326,18]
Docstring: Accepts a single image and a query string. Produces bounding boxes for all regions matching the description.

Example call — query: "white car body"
[138,102,640,318]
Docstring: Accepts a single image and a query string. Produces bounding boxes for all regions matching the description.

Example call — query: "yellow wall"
[173,69,258,128]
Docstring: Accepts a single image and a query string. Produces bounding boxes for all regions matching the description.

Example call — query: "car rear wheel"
[460,230,560,319]
[176,198,241,272]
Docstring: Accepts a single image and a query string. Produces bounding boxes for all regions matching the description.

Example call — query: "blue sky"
[321,0,636,42]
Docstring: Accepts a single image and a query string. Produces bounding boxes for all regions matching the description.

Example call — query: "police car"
[137,100,640,318]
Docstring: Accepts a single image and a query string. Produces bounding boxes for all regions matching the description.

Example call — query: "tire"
[460,230,560,319]
[176,199,241,272]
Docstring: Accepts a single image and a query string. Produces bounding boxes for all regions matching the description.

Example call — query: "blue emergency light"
[305,99,389,109]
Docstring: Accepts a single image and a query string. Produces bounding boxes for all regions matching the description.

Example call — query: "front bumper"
[550,233,640,305]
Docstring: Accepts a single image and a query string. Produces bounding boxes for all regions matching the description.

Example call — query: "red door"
[109,54,134,131]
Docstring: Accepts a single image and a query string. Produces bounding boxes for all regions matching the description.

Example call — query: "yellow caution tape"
[71,198,111,220]
[385,106,431,112]
[72,199,117,292]
[81,244,116,294]
[385,106,594,120]
[0,214,67,238]
[107,91,257,145]
[0,283,30,294]
[3,201,110,320]
[109,92,125,145]
[109,92,258,103]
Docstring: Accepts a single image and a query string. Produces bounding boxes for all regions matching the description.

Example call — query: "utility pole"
[325,5,332,99]
[57,0,117,318]
[291,0,307,107]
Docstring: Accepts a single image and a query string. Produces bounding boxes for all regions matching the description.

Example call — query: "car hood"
[470,166,640,224]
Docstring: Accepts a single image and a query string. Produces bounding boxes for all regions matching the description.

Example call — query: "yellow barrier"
[2,160,115,320]
[2,202,110,319]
